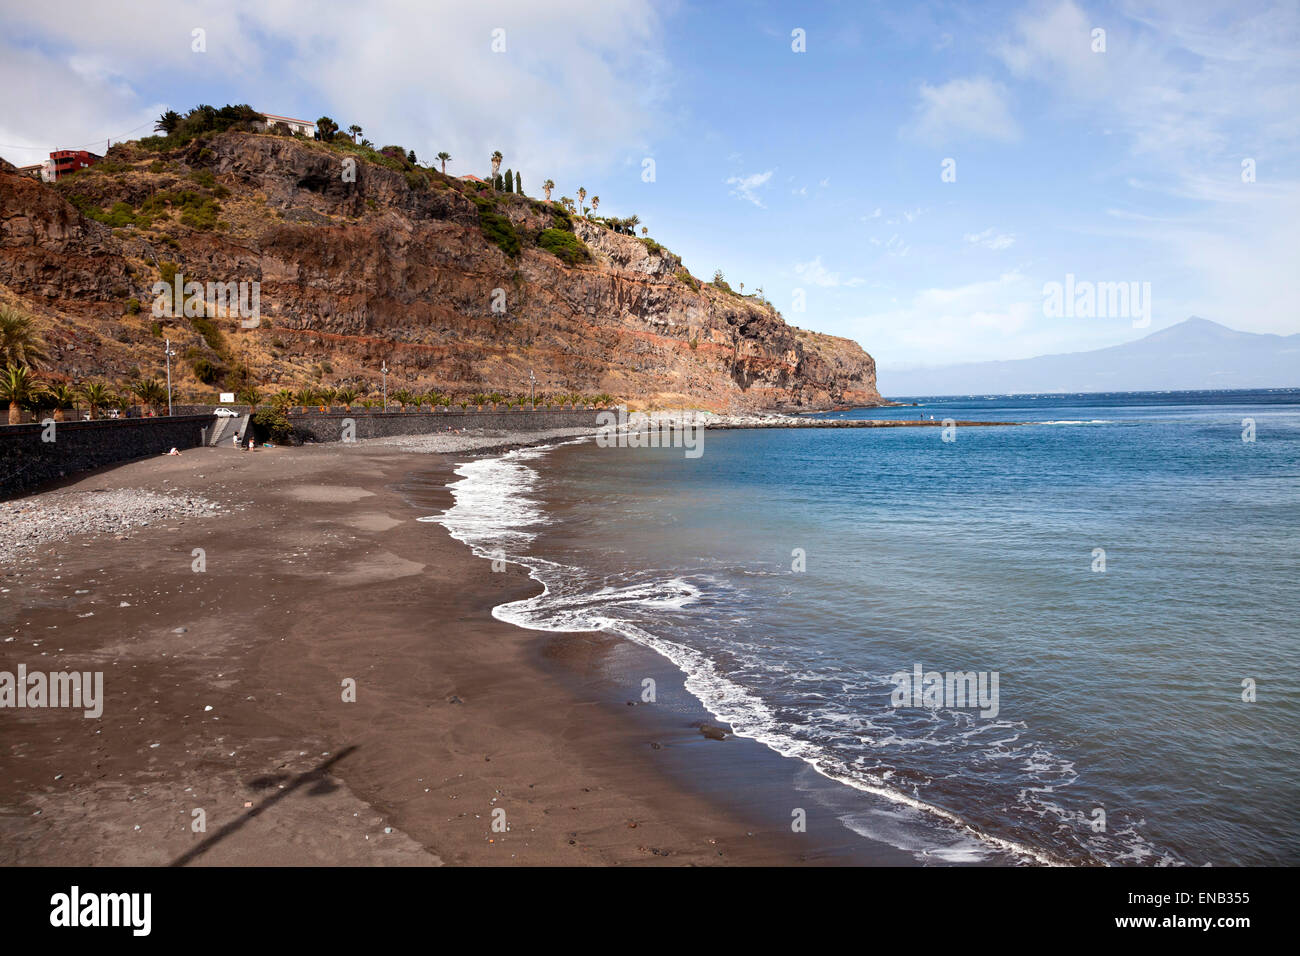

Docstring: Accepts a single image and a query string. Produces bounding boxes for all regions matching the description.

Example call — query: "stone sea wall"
[287,407,607,442]
[1,415,211,499]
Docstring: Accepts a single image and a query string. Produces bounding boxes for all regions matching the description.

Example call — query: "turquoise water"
[435,390,1300,865]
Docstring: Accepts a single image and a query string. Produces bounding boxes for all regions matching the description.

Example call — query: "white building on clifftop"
[258,112,316,137]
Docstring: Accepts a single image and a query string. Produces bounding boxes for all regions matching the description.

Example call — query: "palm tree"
[129,378,167,416]
[155,110,182,135]
[641,226,648,236]
[0,307,48,368]
[490,151,503,186]
[348,124,362,142]
[272,388,294,409]
[46,383,78,422]
[542,179,555,201]
[236,385,261,406]
[436,152,451,174]
[79,381,111,420]
[1,364,44,425]
[559,196,575,214]
[335,387,358,410]
[577,187,587,215]
[591,196,600,214]
[292,386,317,409]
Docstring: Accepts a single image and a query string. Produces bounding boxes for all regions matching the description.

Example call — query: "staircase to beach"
[204,414,248,447]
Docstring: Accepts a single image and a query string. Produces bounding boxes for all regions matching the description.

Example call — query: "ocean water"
[427,390,1300,865]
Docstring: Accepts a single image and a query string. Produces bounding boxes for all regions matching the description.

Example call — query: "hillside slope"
[0,131,881,410]
[878,317,1298,396]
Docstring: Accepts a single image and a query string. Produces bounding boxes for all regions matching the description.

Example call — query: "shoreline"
[0,434,906,865]
[443,436,1030,866]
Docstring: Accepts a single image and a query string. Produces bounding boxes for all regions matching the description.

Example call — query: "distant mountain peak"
[880,317,1297,395]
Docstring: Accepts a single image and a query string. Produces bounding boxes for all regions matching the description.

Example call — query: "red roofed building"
[49,150,100,180]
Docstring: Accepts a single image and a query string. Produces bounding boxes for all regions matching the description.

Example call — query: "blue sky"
[3,0,1297,378]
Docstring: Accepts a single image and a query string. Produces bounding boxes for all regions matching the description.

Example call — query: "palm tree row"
[0,369,170,425]
[2,361,618,424]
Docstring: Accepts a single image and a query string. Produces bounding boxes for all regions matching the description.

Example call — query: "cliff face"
[0,131,880,410]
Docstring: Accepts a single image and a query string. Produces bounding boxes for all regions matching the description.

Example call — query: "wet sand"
[0,441,903,865]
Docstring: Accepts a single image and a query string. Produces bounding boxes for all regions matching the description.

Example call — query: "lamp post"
[381,360,388,410]
[529,369,536,405]
[164,339,176,416]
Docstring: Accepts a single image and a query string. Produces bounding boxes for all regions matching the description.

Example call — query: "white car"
[213,408,239,417]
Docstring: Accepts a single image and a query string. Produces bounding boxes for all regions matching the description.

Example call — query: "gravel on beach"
[0,488,223,565]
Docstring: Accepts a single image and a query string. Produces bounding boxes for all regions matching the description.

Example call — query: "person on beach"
[248,439,255,451]
[232,434,240,449]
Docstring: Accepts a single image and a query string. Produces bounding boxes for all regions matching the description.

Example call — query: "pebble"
[0,488,222,565]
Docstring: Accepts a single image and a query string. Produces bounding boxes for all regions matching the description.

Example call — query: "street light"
[381,360,388,410]
[529,369,536,405]
[164,339,176,416]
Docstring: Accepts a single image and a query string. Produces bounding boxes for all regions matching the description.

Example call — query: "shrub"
[378,146,413,169]
[191,357,225,384]
[89,202,138,228]
[191,317,227,355]
[550,207,576,233]
[179,196,221,230]
[251,406,293,443]
[474,198,519,258]
[139,104,262,151]
[537,228,590,265]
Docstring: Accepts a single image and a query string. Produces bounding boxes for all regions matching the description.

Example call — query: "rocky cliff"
[0,130,881,410]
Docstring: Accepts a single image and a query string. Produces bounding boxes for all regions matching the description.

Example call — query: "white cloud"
[902,76,1019,145]
[794,256,865,288]
[867,234,911,258]
[0,0,668,182]
[726,169,773,207]
[964,227,1016,251]
[997,0,1299,163]
[995,0,1300,337]
[853,271,1046,365]
[885,207,924,226]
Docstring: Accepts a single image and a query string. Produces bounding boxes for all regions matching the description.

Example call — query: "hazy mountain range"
[878,318,1299,397]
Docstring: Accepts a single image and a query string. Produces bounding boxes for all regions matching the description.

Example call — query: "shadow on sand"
[169,746,358,867]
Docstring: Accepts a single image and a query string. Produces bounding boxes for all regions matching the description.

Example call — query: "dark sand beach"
[0,440,903,865]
